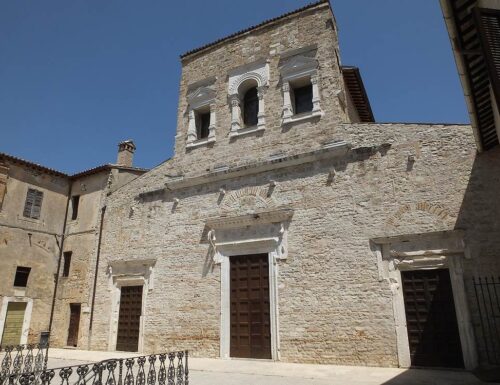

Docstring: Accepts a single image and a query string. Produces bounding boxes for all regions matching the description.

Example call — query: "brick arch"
[385,201,455,228]
[220,186,278,215]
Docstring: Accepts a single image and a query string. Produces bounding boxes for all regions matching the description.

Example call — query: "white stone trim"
[107,259,156,353]
[280,55,323,124]
[228,60,269,135]
[208,219,288,361]
[374,232,477,370]
[0,297,33,345]
[186,87,216,146]
[162,141,350,192]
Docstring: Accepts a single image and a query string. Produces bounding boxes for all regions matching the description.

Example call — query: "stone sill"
[17,215,44,226]
[186,136,216,149]
[229,126,265,138]
[282,110,323,125]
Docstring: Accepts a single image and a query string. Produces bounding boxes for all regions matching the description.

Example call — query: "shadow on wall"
[453,147,500,368]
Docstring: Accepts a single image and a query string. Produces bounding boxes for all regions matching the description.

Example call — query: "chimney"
[117,140,136,167]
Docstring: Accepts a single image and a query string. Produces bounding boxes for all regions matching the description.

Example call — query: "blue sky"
[0,0,467,174]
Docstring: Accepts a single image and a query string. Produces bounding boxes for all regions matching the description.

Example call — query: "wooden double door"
[401,269,464,368]
[230,254,271,359]
[116,285,143,352]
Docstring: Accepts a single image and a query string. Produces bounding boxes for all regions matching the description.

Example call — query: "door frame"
[218,242,280,360]
[0,297,33,345]
[108,277,147,353]
[372,231,477,369]
[107,259,155,353]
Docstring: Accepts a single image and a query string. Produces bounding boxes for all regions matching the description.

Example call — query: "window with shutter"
[23,188,43,219]
[476,8,500,114]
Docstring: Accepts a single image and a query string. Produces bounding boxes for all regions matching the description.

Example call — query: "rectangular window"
[293,84,313,114]
[196,111,210,139]
[14,267,31,287]
[23,188,43,219]
[71,195,80,220]
[63,251,72,278]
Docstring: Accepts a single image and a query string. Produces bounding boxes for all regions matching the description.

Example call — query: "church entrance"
[401,269,464,368]
[230,254,271,359]
[116,285,143,352]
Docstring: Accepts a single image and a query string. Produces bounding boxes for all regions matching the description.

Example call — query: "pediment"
[187,86,216,107]
[280,55,318,77]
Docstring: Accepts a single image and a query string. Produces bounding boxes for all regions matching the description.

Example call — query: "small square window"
[196,112,210,139]
[63,251,72,278]
[293,84,313,114]
[71,196,80,220]
[14,266,31,287]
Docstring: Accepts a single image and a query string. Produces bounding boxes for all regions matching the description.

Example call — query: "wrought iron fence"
[5,351,188,385]
[0,344,49,385]
[473,276,500,365]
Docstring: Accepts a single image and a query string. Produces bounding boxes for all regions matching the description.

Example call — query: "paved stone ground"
[42,349,495,385]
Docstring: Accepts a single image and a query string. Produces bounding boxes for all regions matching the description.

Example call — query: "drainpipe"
[88,205,106,349]
[48,182,72,341]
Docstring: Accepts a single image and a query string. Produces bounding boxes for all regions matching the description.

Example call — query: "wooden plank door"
[230,254,271,359]
[67,304,81,347]
[401,269,464,368]
[1,302,27,346]
[116,286,143,352]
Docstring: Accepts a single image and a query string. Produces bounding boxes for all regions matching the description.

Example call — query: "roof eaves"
[342,66,375,123]
[0,152,68,178]
[180,0,331,60]
[70,164,149,179]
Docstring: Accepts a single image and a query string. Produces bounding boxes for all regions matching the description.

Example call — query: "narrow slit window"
[293,84,313,114]
[14,266,31,287]
[71,196,80,220]
[23,188,43,219]
[63,251,72,278]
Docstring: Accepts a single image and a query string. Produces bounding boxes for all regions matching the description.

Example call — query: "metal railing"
[473,276,500,365]
[6,351,188,385]
[0,344,49,385]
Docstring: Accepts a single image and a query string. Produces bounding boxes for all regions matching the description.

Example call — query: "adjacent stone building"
[0,143,146,348]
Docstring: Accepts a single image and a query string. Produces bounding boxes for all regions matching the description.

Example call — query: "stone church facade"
[86,0,499,370]
[1,0,500,372]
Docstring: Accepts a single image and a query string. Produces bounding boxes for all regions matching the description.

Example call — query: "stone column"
[230,95,241,132]
[311,74,321,113]
[187,108,197,143]
[257,86,266,130]
[282,82,293,123]
[208,103,216,139]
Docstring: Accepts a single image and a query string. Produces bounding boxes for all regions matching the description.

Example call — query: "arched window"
[243,87,259,127]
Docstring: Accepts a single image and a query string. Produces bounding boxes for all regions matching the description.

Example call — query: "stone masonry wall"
[171,2,353,178]
[88,121,500,366]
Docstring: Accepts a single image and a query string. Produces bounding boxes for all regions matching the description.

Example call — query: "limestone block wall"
[87,121,500,366]
[172,2,352,177]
